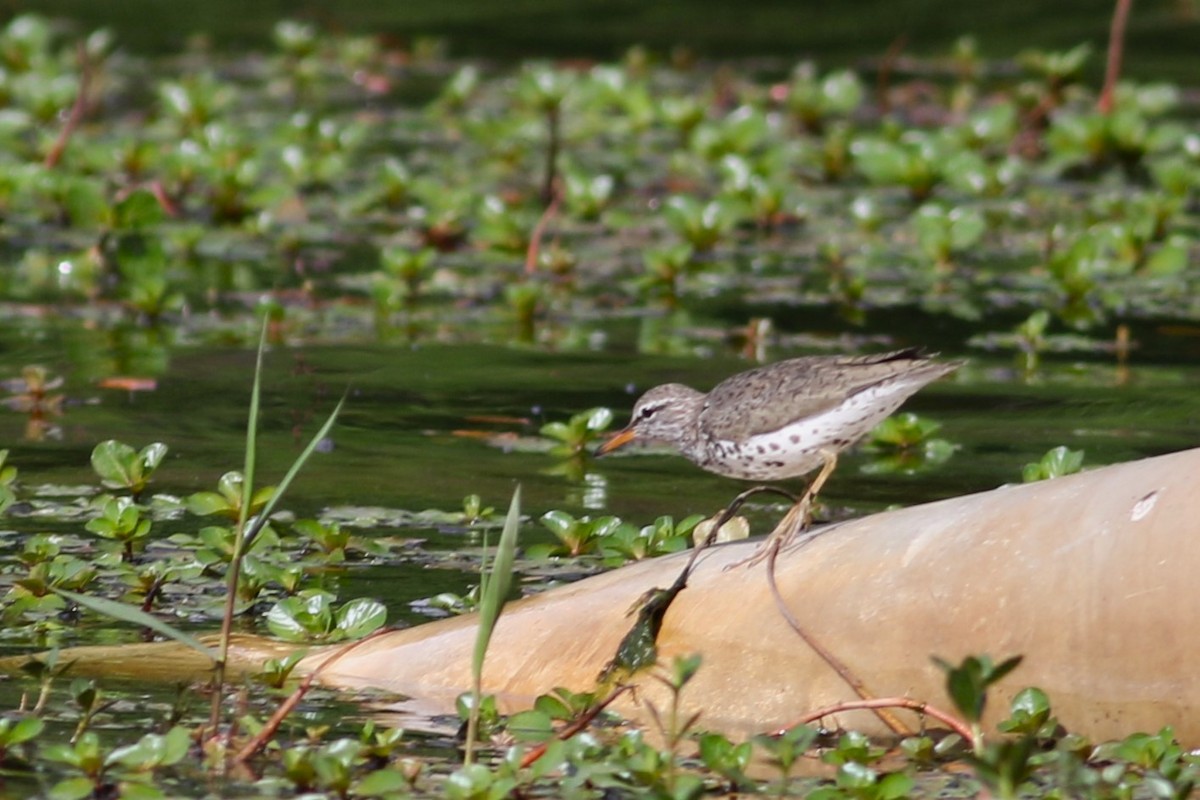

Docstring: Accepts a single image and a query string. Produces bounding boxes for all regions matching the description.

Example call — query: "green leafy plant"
[639,243,695,307]
[378,245,436,307]
[254,651,308,690]
[84,496,152,561]
[786,65,864,132]
[1022,446,1085,482]
[600,515,699,565]
[690,105,769,161]
[754,723,821,796]
[563,169,615,221]
[186,471,276,521]
[265,590,386,643]
[514,65,572,203]
[90,440,167,500]
[530,511,622,558]
[422,585,481,617]
[697,731,755,793]
[852,132,953,201]
[998,687,1061,742]
[912,202,986,271]
[933,653,1023,753]
[663,195,741,252]
[541,407,613,458]
[863,413,957,474]
[639,654,706,799]
[506,282,546,345]
[8,558,98,616]
[812,730,915,800]
[292,518,355,561]
[0,449,17,513]
[0,714,43,766]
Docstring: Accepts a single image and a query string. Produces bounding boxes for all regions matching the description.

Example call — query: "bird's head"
[596,383,703,456]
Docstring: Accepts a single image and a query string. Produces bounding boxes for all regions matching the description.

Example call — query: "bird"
[596,348,962,559]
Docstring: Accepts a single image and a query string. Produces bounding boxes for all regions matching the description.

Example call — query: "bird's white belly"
[703,381,916,481]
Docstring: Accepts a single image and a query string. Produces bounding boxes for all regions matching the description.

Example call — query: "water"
[14,0,1200,82]
[4,315,1198,545]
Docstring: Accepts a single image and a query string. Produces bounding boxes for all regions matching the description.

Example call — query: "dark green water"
[4,315,1198,537]
[9,0,1200,81]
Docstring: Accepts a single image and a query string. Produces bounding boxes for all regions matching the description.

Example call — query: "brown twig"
[765,539,913,737]
[775,695,974,744]
[518,685,634,768]
[233,627,396,764]
[148,180,181,218]
[524,185,561,276]
[45,42,93,169]
[1098,0,1133,115]
[685,484,797,577]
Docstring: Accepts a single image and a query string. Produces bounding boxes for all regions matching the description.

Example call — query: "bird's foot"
[728,451,837,570]
[727,496,812,570]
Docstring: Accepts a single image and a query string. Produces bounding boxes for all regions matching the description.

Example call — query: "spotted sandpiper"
[597,348,961,557]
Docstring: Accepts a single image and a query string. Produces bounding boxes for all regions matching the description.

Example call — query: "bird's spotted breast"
[696,377,927,481]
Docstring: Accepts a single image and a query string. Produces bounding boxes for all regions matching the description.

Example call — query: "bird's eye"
[638,405,657,420]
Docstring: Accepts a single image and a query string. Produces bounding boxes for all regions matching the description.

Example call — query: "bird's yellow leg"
[796,449,839,523]
[738,449,839,569]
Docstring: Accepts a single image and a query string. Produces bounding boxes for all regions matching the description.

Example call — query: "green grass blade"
[472,485,520,679]
[237,321,268,540]
[465,485,520,763]
[212,321,271,730]
[53,589,216,661]
[242,391,347,550]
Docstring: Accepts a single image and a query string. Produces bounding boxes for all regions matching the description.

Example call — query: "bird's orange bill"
[596,427,637,456]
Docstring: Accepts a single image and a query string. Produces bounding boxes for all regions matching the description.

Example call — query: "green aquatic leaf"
[334,597,387,639]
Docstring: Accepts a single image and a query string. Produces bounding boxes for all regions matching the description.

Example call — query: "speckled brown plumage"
[598,348,961,482]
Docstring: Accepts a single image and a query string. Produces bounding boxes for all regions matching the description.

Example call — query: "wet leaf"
[91,440,138,488]
[334,597,387,639]
[353,768,410,797]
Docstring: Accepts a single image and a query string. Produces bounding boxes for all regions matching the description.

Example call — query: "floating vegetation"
[0,15,1191,357]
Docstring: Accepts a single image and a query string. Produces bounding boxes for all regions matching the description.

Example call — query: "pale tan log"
[309,446,1200,743]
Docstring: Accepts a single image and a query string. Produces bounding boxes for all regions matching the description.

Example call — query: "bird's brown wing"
[698,350,940,441]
